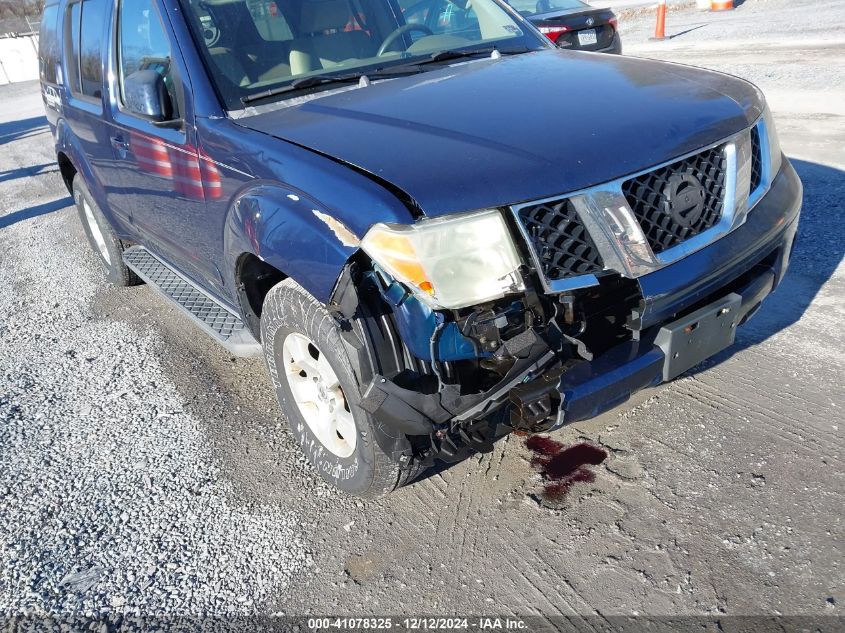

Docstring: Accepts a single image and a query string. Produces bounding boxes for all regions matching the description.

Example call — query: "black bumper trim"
[548,261,783,430]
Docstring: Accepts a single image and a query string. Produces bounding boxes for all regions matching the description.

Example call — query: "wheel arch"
[235,253,288,337]
[54,118,107,206]
[56,150,77,193]
[226,182,362,337]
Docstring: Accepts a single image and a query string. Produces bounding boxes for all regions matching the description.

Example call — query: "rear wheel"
[261,278,415,497]
[73,178,140,286]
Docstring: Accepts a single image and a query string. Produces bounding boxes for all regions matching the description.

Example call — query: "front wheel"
[260,278,413,497]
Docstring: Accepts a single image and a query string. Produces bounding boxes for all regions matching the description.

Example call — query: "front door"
[106,0,222,294]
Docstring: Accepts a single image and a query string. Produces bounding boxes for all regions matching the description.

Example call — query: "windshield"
[180,0,548,109]
[507,0,587,17]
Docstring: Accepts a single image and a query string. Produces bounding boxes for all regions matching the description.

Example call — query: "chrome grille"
[517,198,603,280]
[621,145,728,254]
[513,131,750,292]
[750,124,763,194]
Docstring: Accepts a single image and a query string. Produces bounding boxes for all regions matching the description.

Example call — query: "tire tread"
[261,278,413,498]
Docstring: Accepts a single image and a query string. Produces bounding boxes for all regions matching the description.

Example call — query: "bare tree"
[0,0,44,19]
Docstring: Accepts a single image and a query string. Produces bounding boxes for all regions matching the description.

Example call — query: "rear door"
[60,0,126,229]
[106,0,222,293]
[38,3,62,126]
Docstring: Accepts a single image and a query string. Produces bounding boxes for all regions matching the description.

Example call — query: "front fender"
[223,182,361,303]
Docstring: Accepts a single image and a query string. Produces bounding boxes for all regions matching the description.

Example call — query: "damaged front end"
[327,248,647,468]
[327,119,801,470]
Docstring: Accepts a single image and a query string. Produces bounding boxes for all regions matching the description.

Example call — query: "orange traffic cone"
[651,0,667,40]
[711,0,733,11]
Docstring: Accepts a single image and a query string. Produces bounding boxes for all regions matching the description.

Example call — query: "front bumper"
[548,158,801,428]
[352,159,800,461]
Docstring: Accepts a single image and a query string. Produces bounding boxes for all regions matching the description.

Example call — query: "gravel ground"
[1,0,844,625]
[0,107,317,618]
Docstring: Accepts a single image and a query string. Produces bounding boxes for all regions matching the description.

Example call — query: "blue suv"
[39,0,802,496]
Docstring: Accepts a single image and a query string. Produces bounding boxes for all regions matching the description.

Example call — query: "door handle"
[110,136,129,158]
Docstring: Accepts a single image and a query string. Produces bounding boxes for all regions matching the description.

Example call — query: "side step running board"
[123,246,262,358]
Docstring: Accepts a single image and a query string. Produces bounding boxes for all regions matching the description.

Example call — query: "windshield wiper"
[240,47,532,105]
[423,46,532,64]
[241,66,426,105]
[242,74,361,104]
[354,47,529,80]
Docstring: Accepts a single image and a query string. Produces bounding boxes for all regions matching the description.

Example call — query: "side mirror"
[123,69,176,124]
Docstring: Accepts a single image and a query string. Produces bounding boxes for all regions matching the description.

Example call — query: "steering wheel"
[377,23,435,56]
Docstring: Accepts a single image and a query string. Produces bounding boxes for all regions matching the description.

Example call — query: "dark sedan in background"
[508,0,621,53]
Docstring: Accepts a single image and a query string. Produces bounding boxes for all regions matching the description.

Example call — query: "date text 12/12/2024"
[307,617,529,630]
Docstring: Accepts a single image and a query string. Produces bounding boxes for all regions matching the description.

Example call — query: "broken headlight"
[360,209,524,310]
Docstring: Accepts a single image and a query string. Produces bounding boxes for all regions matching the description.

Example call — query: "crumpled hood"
[238,49,763,217]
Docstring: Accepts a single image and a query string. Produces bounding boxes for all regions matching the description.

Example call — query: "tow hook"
[508,371,562,431]
[434,420,494,461]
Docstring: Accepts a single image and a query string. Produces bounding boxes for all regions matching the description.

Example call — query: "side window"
[62,0,106,98]
[39,4,61,84]
[63,1,81,93]
[118,0,179,117]
[79,0,107,98]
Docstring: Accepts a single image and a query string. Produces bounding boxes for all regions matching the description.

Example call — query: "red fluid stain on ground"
[525,435,608,501]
